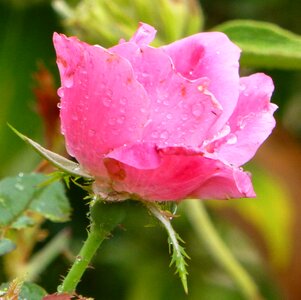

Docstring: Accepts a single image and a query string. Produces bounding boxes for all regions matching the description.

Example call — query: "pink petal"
[110,42,222,148]
[161,32,241,136]
[204,73,277,166]
[129,22,157,46]
[53,33,150,177]
[192,166,255,200]
[102,147,255,201]
[106,143,160,169]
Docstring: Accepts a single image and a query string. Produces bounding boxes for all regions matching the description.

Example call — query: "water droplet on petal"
[102,96,112,107]
[108,118,116,125]
[120,97,127,105]
[18,172,24,177]
[239,84,246,91]
[57,87,64,97]
[88,129,96,137]
[197,85,204,92]
[192,103,203,117]
[57,103,62,109]
[160,131,169,140]
[181,114,188,121]
[106,89,113,97]
[117,116,125,124]
[64,74,74,88]
[166,113,172,120]
[151,131,159,138]
[227,134,237,145]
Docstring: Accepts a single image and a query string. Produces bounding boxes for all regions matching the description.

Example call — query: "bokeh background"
[1,0,301,299]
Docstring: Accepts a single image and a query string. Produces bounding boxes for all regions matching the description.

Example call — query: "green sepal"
[145,202,189,294]
[90,200,127,235]
[8,124,93,180]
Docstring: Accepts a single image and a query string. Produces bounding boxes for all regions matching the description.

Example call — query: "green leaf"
[0,281,46,300]
[0,238,16,256]
[11,215,35,229]
[0,173,71,228]
[214,20,301,69]
[8,124,93,180]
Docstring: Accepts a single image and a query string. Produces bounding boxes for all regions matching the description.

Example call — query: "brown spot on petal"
[57,57,67,68]
[181,85,186,97]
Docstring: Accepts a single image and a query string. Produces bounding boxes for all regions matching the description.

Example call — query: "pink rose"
[53,23,277,201]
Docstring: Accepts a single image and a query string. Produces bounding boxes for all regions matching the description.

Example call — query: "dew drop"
[106,89,113,97]
[120,97,127,105]
[192,103,203,117]
[197,85,205,92]
[239,84,246,91]
[166,113,172,120]
[151,131,159,138]
[57,285,63,293]
[57,103,62,109]
[88,129,96,137]
[163,100,169,106]
[64,74,74,88]
[237,116,246,129]
[227,134,237,145]
[216,50,220,55]
[112,128,120,135]
[18,172,24,178]
[57,87,64,97]
[102,96,112,107]
[15,183,24,191]
[73,166,80,172]
[76,255,82,262]
[160,131,169,140]
[181,114,188,121]
[117,116,125,124]
[108,118,116,125]
[140,108,147,114]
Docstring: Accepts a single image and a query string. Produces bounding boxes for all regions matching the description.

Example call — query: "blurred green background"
[1,0,301,299]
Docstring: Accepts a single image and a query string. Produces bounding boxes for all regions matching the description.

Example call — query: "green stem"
[57,225,106,294]
[184,200,263,300]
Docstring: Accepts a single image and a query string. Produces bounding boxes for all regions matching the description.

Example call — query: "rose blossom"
[53,23,277,201]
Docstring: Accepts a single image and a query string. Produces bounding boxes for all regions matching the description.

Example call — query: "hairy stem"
[57,225,106,294]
